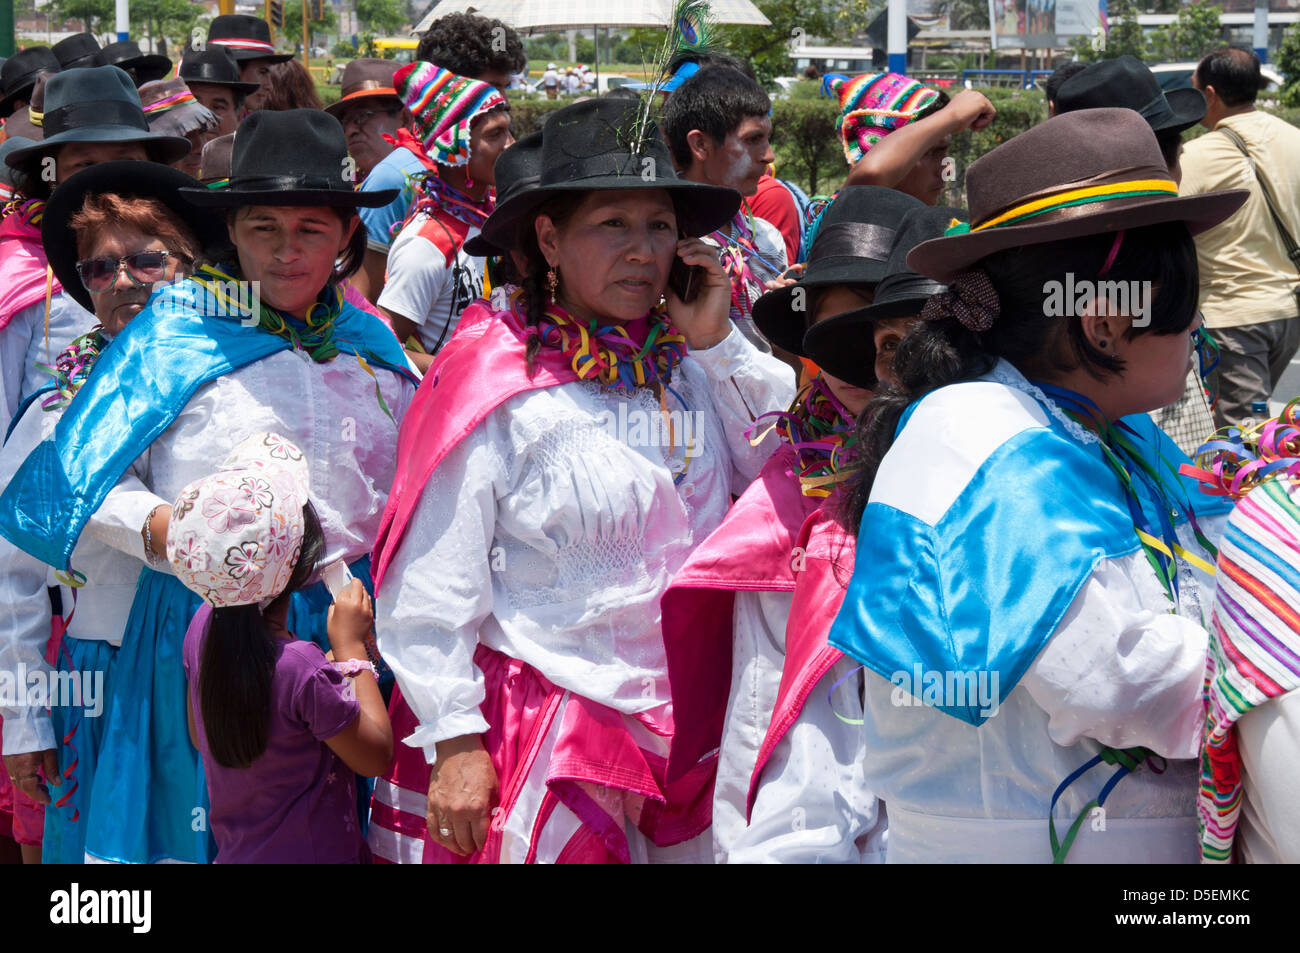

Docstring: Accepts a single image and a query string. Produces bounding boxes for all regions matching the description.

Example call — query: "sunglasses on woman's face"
[75,250,173,294]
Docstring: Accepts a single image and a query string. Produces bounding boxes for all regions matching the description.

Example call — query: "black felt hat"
[43,160,231,312]
[0,46,60,119]
[751,186,923,357]
[5,66,191,172]
[477,98,740,253]
[181,108,398,208]
[97,40,173,86]
[463,131,542,257]
[52,33,101,70]
[206,15,294,63]
[804,205,959,388]
[1055,55,1206,137]
[179,44,261,95]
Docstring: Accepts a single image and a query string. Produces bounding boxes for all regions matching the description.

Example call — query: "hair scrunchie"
[920,268,1000,332]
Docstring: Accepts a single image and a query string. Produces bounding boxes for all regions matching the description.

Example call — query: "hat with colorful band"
[206,14,294,63]
[906,108,1249,283]
[394,60,507,168]
[826,71,940,166]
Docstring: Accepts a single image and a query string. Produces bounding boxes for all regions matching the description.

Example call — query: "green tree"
[355,0,407,36]
[1070,0,1145,62]
[938,0,989,31]
[730,0,846,86]
[1148,1,1223,63]
[1277,24,1300,107]
[131,0,205,57]
[48,0,114,34]
[283,0,338,44]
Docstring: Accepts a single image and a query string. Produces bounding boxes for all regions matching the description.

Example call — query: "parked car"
[1149,61,1284,93]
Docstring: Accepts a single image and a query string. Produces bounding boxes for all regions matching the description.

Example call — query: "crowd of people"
[0,9,1296,866]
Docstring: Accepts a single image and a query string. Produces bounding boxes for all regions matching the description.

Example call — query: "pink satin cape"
[0,213,60,331]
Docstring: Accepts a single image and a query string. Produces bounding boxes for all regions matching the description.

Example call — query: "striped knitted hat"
[826,72,940,166]
[394,61,507,168]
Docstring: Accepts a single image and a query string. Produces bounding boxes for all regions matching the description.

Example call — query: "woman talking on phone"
[368,98,796,864]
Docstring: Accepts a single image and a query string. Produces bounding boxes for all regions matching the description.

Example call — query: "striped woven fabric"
[826,72,940,166]
[1200,477,1300,862]
[393,61,506,168]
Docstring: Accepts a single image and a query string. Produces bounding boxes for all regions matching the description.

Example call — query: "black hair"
[416,12,526,77]
[198,499,325,769]
[1195,46,1262,107]
[666,51,757,84]
[603,86,643,103]
[1156,129,1183,174]
[914,89,950,122]
[1044,62,1088,106]
[224,207,368,284]
[841,221,1201,529]
[661,64,771,170]
[514,191,588,371]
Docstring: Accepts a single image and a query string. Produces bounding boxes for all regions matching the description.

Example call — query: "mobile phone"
[321,560,354,601]
[668,253,703,303]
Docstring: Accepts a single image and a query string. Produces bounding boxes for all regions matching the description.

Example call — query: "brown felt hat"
[324,58,401,118]
[906,108,1248,283]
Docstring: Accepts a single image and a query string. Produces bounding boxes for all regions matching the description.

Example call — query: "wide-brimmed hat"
[0,136,36,199]
[180,108,398,208]
[463,131,542,257]
[52,33,101,70]
[1055,55,1206,137]
[394,61,507,167]
[826,72,940,166]
[478,97,740,253]
[178,44,260,95]
[198,132,234,185]
[166,432,313,609]
[324,58,401,118]
[0,46,59,119]
[907,108,1249,283]
[42,160,231,312]
[751,186,922,356]
[5,66,191,172]
[804,205,958,388]
[139,78,219,139]
[97,40,172,86]
[206,14,294,63]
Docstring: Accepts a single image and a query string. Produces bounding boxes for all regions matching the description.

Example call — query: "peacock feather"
[625,0,721,158]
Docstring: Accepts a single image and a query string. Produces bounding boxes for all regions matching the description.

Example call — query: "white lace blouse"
[375,326,797,762]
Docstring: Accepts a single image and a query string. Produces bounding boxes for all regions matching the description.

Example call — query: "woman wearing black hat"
[659,186,927,863]
[367,97,795,864]
[0,160,225,865]
[0,108,418,864]
[0,65,189,423]
[828,108,1250,863]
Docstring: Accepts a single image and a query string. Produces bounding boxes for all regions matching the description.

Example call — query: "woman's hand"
[666,238,733,351]
[326,578,373,659]
[428,733,498,856]
[3,750,59,806]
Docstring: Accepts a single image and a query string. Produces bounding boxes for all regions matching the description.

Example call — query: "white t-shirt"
[378,209,485,355]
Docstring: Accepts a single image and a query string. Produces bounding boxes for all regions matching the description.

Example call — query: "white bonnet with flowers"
[166,432,312,609]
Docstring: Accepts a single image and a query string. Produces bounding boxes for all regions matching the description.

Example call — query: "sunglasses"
[75,250,174,294]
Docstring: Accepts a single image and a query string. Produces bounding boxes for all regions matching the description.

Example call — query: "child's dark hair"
[840,220,1200,530]
[198,500,326,769]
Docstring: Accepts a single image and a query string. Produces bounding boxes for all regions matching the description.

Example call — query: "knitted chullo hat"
[393,60,507,167]
[826,72,940,166]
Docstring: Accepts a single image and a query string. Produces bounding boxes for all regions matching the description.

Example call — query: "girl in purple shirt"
[172,433,393,863]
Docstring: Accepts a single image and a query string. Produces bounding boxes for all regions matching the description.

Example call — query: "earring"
[466,175,475,189]
[547,266,559,304]
[1097,339,1108,349]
